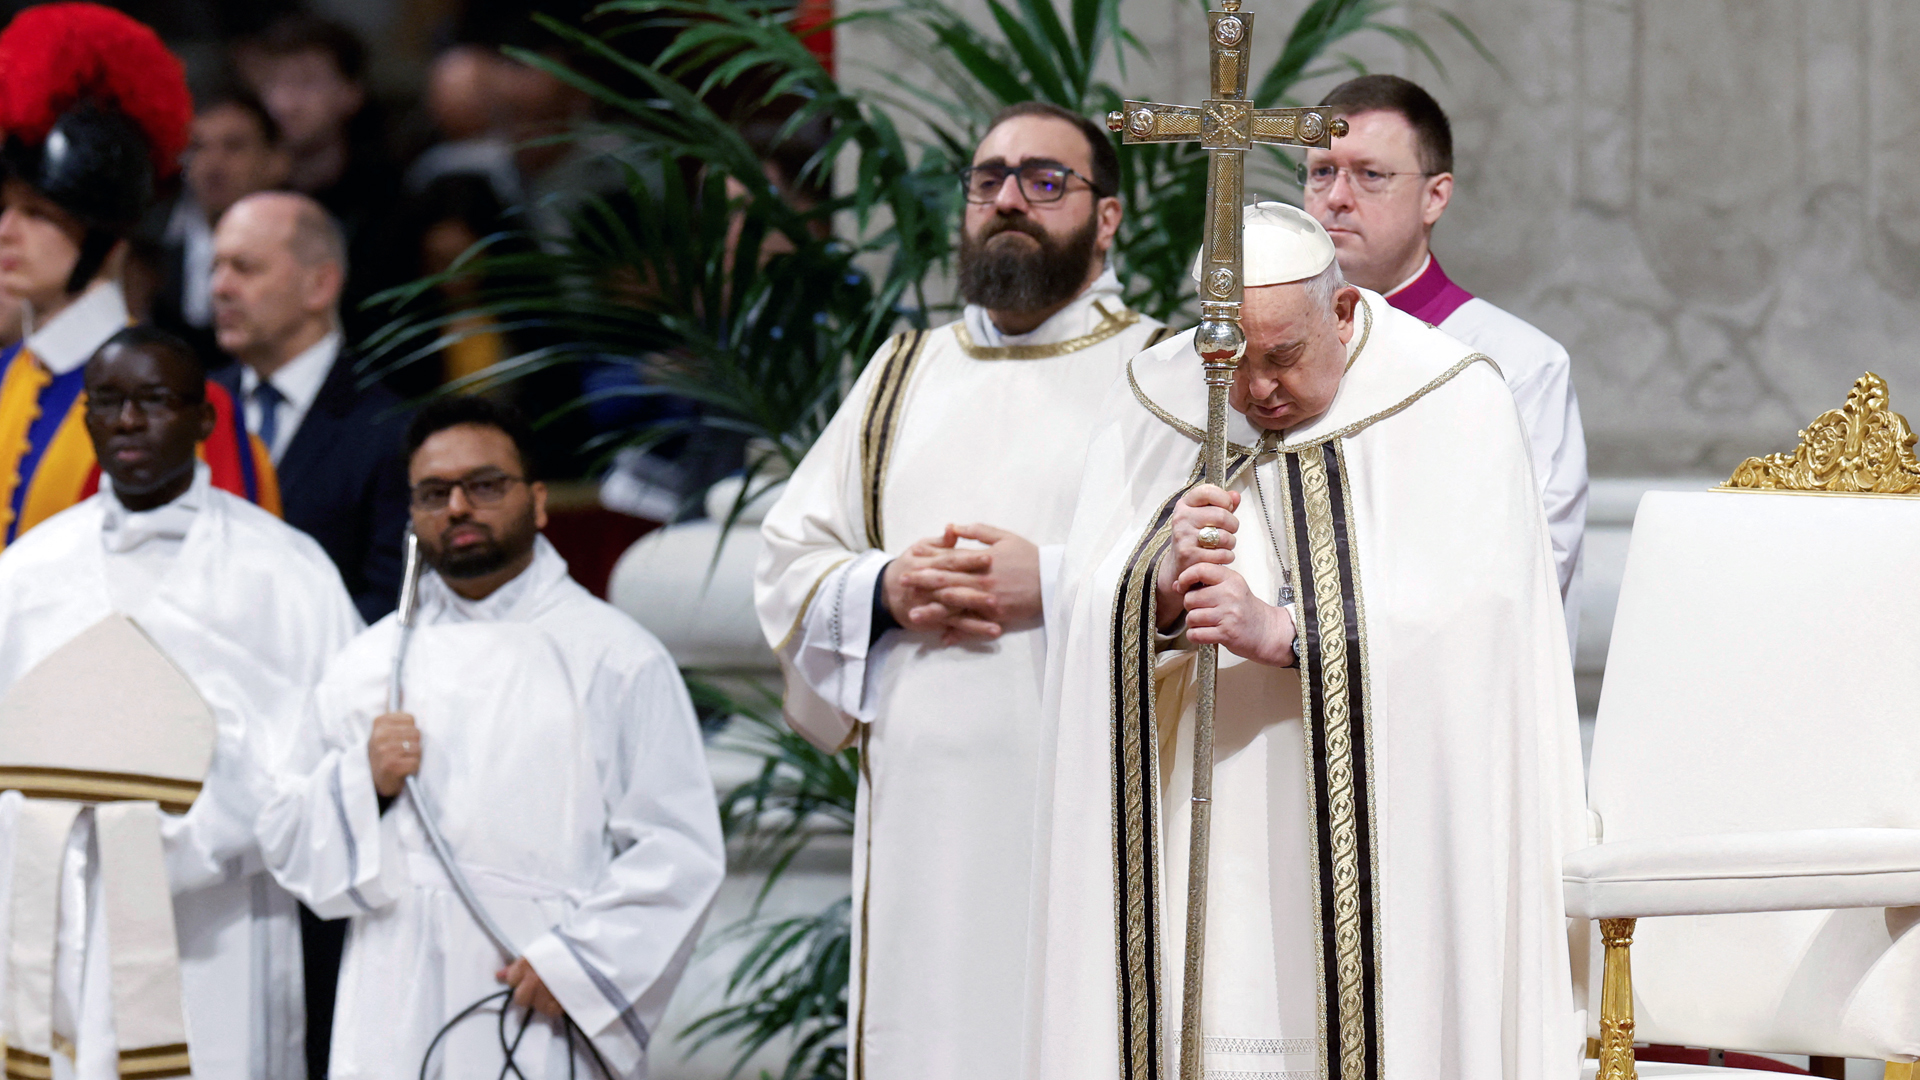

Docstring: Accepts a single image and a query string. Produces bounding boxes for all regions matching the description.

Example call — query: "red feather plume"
[0,3,192,179]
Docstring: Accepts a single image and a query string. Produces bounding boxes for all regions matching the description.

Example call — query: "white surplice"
[0,464,362,1079]
[1031,293,1587,1080]
[257,537,723,1080]
[753,268,1168,1080]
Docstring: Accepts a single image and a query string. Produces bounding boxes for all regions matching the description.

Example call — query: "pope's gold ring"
[1197,526,1224,549]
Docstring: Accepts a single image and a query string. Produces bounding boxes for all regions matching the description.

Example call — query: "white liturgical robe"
[1030,293,1586,1080]
[257,537,724,1080]
[754,268,1170,1080]
[1384,254,1588,645]
[0,464,361,1080]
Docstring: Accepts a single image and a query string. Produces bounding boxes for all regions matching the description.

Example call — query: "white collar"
[416,535,572,625]
[99,461,211,554]
[26,281,130,375]
[962,265,1128,349]
[240,329,340,413]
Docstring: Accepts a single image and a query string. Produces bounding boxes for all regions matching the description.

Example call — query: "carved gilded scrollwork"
[1722,372,1920,495]
[1597,918,1638,1080]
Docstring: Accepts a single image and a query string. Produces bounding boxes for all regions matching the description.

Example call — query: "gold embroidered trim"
[1271,352,1490,454]
[852,725,875,1080]
[0,767,201,814]
[1113,495,1174,1079]
[955,302,1141,359]
[1128,297,1378,452]
[1331,441,1384,1080]
[1110,453,1263,1080]
[1720,372,1920,496]
[4,1046,51,1080]
[775,556,855,654]
[858,330,932,550]
[118,1045,191,1080]
[1297,451,1367,1080]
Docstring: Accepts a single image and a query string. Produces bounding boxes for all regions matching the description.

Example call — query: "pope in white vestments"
[0,328,361,1079]
[755,104,1172,1080]
[1030,204,1585,1080]
[258,399,724,1080]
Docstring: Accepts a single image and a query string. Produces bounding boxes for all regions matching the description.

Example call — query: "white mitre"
[1189,200,1336,286]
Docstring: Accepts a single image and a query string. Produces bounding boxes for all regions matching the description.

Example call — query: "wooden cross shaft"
[1100,6,1344,1080]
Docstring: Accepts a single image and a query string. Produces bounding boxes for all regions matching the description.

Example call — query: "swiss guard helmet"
[0,4,192,294]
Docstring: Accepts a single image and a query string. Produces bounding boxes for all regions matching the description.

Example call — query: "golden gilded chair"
[1567,374,1920,1079]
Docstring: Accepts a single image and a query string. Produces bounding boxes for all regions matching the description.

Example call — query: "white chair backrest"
[1589,490,1920,1058]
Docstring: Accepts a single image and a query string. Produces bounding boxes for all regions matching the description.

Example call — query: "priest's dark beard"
[956,212,1098,312]
[427,505,540,579]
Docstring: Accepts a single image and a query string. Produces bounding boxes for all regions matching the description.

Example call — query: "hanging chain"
[1248,450,1296,608]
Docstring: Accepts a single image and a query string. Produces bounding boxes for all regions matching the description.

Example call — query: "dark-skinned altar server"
[258,397,723,1079]
[0,326,358,1079]
[1029,203,1584,1080]
[0,5,278,554]
[754,102,1172,1080]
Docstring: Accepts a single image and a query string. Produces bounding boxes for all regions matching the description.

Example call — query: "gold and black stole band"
[1281,441,1382,1080]
[858,329,931,550]
[1109,450,1256,1080]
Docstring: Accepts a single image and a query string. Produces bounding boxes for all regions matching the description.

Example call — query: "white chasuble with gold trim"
[1031,293,1586,1080]
[754,269,1169,1080]
[0,472,362,1080]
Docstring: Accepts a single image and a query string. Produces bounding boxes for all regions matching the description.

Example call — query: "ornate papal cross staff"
[1104,9,1345,1079]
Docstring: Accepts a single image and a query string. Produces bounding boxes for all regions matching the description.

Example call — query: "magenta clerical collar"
[1385,255,1474,325]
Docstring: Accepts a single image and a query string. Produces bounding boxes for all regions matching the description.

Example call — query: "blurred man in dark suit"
[210,191,409,623]
[154,88,291,363]
[209,189,410,1080]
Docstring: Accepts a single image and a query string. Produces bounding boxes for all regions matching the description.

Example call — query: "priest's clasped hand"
[884,523,1041,645]
[1156,484,1297,667]
[368,712,422,797]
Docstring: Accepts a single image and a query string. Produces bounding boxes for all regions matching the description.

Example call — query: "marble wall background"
[843,0,1920,475]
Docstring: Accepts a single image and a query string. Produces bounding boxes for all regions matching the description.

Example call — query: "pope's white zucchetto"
[1189,201,1336,287]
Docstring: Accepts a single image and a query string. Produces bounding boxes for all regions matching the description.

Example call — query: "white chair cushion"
[1565,828,1920,918]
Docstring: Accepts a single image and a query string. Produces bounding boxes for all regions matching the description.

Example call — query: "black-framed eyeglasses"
[960,161,1104,204]
[84,387,202,419]
[1296,161,1436,196]
[410,470,526,511]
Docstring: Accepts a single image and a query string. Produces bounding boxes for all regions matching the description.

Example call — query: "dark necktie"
[253,381,284,453]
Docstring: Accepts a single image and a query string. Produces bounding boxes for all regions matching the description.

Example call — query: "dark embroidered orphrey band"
[1283,442,1382,1080]
[954,301,1141,359]
[1110,451,1259,1080]
[858,329,931,550]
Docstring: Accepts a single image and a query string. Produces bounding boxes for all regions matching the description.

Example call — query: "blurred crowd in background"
[0,0,739,498]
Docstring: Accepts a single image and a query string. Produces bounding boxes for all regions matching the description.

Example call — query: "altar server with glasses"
[258,396,723,1079]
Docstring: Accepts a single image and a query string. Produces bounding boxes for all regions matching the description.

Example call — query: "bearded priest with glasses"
[754,101,1174,1080]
